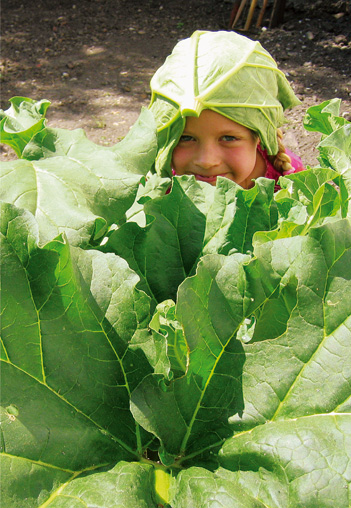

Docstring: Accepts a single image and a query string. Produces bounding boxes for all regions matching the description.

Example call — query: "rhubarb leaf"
[103,176,276,304]
[218,414,351,508]
[1,202,154,507]
[0,97,50,157]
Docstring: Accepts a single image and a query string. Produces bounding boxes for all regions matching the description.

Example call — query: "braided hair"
[268,129,293,174]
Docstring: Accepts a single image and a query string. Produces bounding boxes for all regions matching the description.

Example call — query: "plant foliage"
[1,97,351,507]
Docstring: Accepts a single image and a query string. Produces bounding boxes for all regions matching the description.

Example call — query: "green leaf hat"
[149,30,301,177]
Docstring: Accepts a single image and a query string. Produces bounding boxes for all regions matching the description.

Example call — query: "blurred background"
[1,0,350,165]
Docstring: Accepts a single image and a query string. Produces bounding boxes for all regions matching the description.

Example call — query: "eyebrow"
[181,129,243,139]
[182,126,243,134]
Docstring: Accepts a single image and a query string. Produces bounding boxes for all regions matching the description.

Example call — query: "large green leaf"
[37,462,158,508]
[162,414,351,508]
[0,97,50,157]
[218,414,351,508]
[0,203,154,506]
[303,97,348,136]
[170,467,266,507]
[21,107,158,175]
[227,219,351,432]
[103,176,276,304]
[0,103,158,247]
[318,124,351,216]
[0,156,141,246]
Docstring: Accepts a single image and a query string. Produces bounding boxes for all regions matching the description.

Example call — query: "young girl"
[147,30,305,189]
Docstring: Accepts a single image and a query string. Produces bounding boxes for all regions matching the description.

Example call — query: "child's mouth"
[194,174,224,183]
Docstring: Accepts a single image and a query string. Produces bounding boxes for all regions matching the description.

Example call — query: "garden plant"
[1,96,351,507]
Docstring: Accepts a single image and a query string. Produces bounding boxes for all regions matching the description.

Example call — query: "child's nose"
[194,142,220,169]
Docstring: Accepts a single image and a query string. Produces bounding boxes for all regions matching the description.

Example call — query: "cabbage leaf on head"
[149,30,300,176]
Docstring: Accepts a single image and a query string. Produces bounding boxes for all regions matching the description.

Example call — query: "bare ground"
[1,0,351,166]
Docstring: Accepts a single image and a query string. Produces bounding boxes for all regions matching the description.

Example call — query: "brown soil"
[1,0,351,166]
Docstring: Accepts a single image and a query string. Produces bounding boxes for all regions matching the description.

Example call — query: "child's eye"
[178,135,195,143]
[221,135,237,142]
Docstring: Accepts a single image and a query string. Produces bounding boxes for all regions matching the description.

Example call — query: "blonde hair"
[268,129,293,174]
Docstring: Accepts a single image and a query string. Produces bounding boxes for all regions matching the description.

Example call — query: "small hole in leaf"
[6,404,19,421]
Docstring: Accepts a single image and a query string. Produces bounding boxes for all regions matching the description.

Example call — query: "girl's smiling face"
[172,110,266,188]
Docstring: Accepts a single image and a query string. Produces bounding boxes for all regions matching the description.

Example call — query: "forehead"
[184,110,252,135]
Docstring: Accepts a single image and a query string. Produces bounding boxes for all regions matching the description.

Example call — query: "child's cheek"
[228,146,257,168]
[171,146,190,175]
[224,147,259,182]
